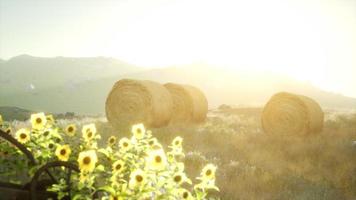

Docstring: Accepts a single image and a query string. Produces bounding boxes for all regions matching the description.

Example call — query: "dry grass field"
[96,107,356,200]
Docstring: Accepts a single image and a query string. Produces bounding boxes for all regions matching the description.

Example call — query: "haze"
[0,0,355,98]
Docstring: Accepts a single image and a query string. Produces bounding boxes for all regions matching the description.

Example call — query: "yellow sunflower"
[15,128,30,143]
[5,127,12,134]
[46,114,55,126]
[131,123,145,140]
[118,137,132,151]
[109,196,123,200]
[77,150,98,172]
[55,144,71,161]
[146,149,167,171]
[82,123,97,142]
[172,136,183,148]
[129,169,146,189]
[65,124,76,136]
[172,172,192,185]
[107,136,117,147]
[177,189,194,200]
[30,112,47,130]
[201,164,217,180]
[112,160,125,173]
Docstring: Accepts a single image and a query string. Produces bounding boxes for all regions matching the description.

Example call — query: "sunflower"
[65,124,76,136]
[201,164,217,180]
[107,136,117,147]
[5,127,12,134]
[79,171,89,183]
[46,114,55,126]
[118,137,132,151]
[15,128,30,143]
[172,136,183,148]
[82,123,97,142]
[112,160,125,173]
[109,196,123,200]
[146,149,167,171]
[55,144,71,161]
[131,123,145,140]
[175,189,194,200]
[172,172,192,185]
[30,112,47,130]
[129,169,146,189]
[78,150,98,172]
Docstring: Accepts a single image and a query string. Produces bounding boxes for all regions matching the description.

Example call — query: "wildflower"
[15,128,30,143]
[30,112,47,130]
[108,136,117,147]
[131,123,145,140]
[112,160,125,173]
[78,150,98,172]
[65,124,76,136]
[201,164,217,180]
[129,169,146,189]
[55,144,71,161]
[148,138,158,147]
[119,137,131,151]
[82,123,96,142]
[146,149,167,171]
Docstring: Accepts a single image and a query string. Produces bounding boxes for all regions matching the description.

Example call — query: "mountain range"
[1,55,355,114]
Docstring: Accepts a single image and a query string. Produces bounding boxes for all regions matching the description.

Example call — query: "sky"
[0,0,355,98]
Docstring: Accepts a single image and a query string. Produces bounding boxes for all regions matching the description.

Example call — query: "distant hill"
[0,54,141,95]
[1,57,355,114]
[0,106,33,121]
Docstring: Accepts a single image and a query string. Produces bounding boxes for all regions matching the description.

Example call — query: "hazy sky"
[0,0,355,97]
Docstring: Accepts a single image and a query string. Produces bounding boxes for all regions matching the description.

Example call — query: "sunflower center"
[183,192,189,198]
[113,197,118,200]
[206,169,212,176]
[136,175,143,182]
[149,141,154,145]
[20,133,27,139]
[36,118,42,124]
[155,155,162,163]
[175,141,180,145]
[174,175,182,183]
[137,128,142,134]
[87,132,93,138]
[115,164,122,170]
[123,142,128,147]
[48,143,54,149]
[83,156,91,165]
[44,131,50,136]
[110,138,115,144]
[68,127,74,132]
[60,149,66,155]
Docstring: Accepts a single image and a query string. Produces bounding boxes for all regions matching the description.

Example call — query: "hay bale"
[105,79,173,129]
[261,92,324,135]
[164,83,208,124]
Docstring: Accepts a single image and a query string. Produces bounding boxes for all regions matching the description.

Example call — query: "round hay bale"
[183,85,208,123]
[164,83,194,123]
[105,79,173,129]
[261,92,324,135]
[164,83,208,124]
